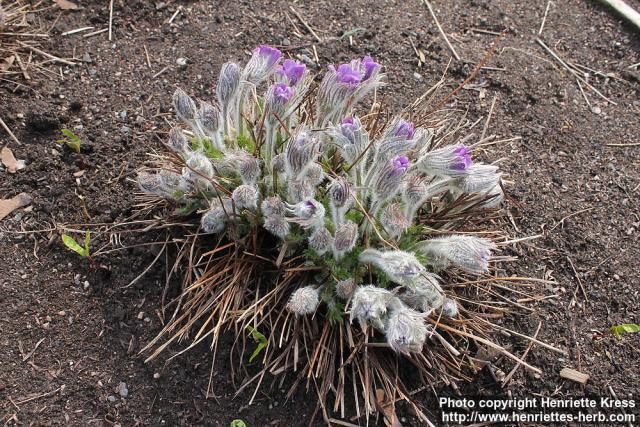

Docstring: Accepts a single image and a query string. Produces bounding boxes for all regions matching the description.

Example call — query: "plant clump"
[135,45,524,423]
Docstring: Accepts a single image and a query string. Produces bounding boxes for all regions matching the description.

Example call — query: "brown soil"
[1,0,639,425]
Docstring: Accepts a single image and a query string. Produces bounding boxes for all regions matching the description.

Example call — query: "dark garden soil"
[1,0,639,425]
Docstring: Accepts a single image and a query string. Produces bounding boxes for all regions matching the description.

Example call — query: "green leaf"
[245,325,268,362]
[237,133,255,153]
[61,233,89,257]
[58,129,81,153]
[340,27,365,40]
[230,420,247,427]
[610,324,640,339]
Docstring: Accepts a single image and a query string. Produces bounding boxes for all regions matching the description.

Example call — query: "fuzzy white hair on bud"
[335,278,356,300]
[349,285,399,331]
[232,184,258,210]
[441,298,458,318]
[308,227,333,255]
[264,215,290,239]
[385,306,429,353]
[333,221,358,259]
[286,286,320,315]
[417,235,496,275]
[359,249,425,287]
[286,199,326,230]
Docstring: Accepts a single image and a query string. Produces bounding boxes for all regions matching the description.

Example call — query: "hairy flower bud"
[168,127,189,153]
[335,278,356,300]
[359,249,425,286]
[349,285,398,331]
[441,298,458,318]
[286,286,320,315]
[286,130,319,178]
[455,163,501,194]
[304,163,324,186]
[271,154,286,173]
[183,152,215,190]
[328,177,352,209]
[243,44,282,85]
[385,306,428,353]
[373,156,409,201]
[232,184,258,210]
[286,199,325,230]
[308,226,333,255]
[198,101,221,135]
[261,196,286,217]
[333,221,358,259]
[264,215,290,239]
[380,203,410,238]
[416,144,472,177]
[417,235,496,275]
[217,62,241,108]
[173,88,198,123]
[399,273,444,313]
[201,198,233,234]
[288,179,316,203]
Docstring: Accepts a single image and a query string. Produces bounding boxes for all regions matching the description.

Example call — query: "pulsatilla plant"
[135,45,530,423]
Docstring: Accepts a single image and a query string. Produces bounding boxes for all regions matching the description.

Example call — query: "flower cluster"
[138,45,505,354]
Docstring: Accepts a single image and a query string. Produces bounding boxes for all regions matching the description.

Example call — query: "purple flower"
[279,59,306,85]
[255,44,282,66]
[453,145,472,170]
[362,56,380,80]
[393,120,414,139]
[341,117,355,126]
[273,82,294,103]
[334,63,362,85]
[390,155,409,177]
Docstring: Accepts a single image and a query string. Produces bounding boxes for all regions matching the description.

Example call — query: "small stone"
[45,315,52,322]
[176,57,188,67]
[82,53,92,63]
[107,395,117,403]
[88,68,97,77]
[591,106,601,115]
[282,38,291,46]
[153,372,160,379]
[137,311,144,320]
[57,310,66,316]
[413,72,423,81]
[83,280,90,290]
[120,126,130,134]
[117,382,128,398]
[119,111,128,119]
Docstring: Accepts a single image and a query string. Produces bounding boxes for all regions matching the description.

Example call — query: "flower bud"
[385,306,428,353]
[201,198,232,234]
[232,184,258,210]
[416,144,472,178]
[264,215,290,239]
[173,88,198,123]
[243,44,282,85]
[288,179,315,203]
[286,286,320,315]
[308,227,333,255]
[380,203,409,238]
[455,163,501,194]
[349,285,397,331]
[271,154,286,173]
[359,249,425,286]
[327,177,352,209]
[261,196,286,217]
[217,62,241,108]
[286,199,325,230]
[441,298,458,318]
[304,163,324,186]
[168,127,189,152]
[399,273,444,312]
[333,220,358,258]
[198,101,221,135]
[285,130,319,178]
[335,278,356,300]
[417,235,496,275]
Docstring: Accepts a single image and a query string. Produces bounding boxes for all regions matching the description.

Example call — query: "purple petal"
[335,63,362,85]
[280,59,306,85]
[362,56,380,80]
[256,45,282,66]
[273,82,294,102]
